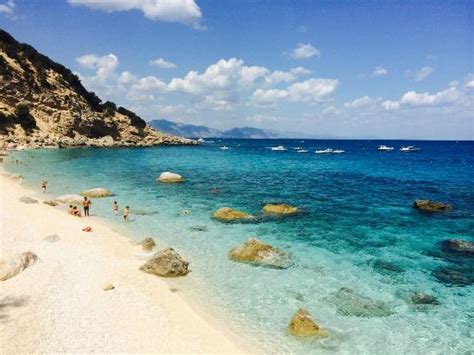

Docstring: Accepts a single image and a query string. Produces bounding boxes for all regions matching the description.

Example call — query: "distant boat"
[332,149,345,154]
[197,138,205,143]
[271,145,287,151]
[220,146,229,150]
[315,148,334,154]
[297,149,309,153]
[377,145,394,152]
[293,146,303,150]
[400,146,420,153]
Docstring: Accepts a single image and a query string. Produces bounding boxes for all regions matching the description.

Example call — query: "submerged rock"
[0,252,38,281]
[138,237,156,251]
[19,196,38,204]
[158,172,184,183]
[372,259,404,274]
[441,239,474,256]
[80,188,113,198]
[328,287,393,317]
[289,309,328,337]
[262,203,298,215]
[189,225,208,232]
[139,248,189,277]
[411,292,440,305]
[43,200,59,207]
[54,194,83,205]
[213,207,254,222]
[433,267,473,286]
[413,200,452,212]
[228,238,293,269]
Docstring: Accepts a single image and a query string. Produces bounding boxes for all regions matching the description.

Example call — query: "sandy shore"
[0,173,249,353]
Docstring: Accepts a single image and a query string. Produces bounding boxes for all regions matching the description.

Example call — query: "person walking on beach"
[82,196,91,217]
[123,206,129,221]
[112,201,119,215]
[41,179,48,193]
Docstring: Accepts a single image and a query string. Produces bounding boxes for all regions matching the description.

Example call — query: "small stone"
[19,196,38,204]
[43,200,59,207]
[103,283,115,291]
[411,292,440,305]
[138,237,156,251]
[289,309,328,337]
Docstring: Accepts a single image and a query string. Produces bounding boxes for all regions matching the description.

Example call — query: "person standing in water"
[112,201,119,215]
[82,196,91,217]
[41,179,48,193]
[123,206,129,221]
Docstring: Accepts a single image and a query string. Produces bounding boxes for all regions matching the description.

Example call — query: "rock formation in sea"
[54,194,84,205]
[0,29,194,149]
[410,292,440,305]
[212,207,254,222]
[413,200,452,212]
[80,188,113,198]
[288,308,328,337]
[139,248,189,277]
[262,203,299,215]
[158,172,184,183]
[326,287,394,317]
[441,239,474,256]
[0,251,38,281]
[228,237,293,269]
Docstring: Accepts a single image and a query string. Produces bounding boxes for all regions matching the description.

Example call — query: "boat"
[197,138,205,143]
[220,146,229,150]
[296,149,309,153]
[377,145,394,152]
[332,149,345,154]
[271,145,287,151]
[400,145,420,152]
[293,146,303,150]
[315,148,334,154]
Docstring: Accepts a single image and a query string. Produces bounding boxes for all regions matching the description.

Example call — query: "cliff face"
[0,29,193,149]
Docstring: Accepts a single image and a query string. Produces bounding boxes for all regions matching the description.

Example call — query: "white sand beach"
[0,174,248,354]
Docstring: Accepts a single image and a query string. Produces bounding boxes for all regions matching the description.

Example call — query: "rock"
[138,237,156,251]
[441,239,474,256]
[228,238,293,269]
[289,309,328,337]
[158,172,184,183]
[213,207,254,222]
[54,194,83,205]
[43,234,60,243]
[0,252,38,281]
[433,267,473,286]
[103,283,115,291]
[372,259,404,274]
[411,292,440,305]
[139,248,189,277]
[189,225,208,232]
[413,200,452,212]
[43,200,59,206]
[19,196,38,204]
[263,203,298,215]
[80,188,113,198]
[327,288,394,317]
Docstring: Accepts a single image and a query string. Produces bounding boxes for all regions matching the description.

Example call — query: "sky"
[1,0,473,139]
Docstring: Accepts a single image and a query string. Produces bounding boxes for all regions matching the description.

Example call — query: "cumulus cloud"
[76,53,119,81]
[465,74,474,89]
[150,57,176,69]
[372,66,388,76]
[0,0,15,15]
[289,43,320,59]
[414,66,434,81]
[68,0,203,28]
[265,67,311,84]
[344,96,381,109]
[400,87,460,107]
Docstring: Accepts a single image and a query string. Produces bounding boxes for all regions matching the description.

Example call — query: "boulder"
[43,200,59,206]
[263,203,298,215]
[228,238,293,269]
[411,292,440,305]
[19,196,38,204]
[327,287,393,317]
[158,172,184,183]
[413,200,452,212]
[139,248,189,277]
[54,194,83,205]
[289,309,328,337]
[0,252,38,281]
[213,207,254,222]
[441,239,474,256]
[80,188,113,198]
[138,237,156,251]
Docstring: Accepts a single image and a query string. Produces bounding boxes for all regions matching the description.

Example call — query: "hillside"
[0,29,192,149]
[149,119,276,139]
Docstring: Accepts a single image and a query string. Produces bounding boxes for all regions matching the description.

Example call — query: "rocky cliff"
[0,29,193,149]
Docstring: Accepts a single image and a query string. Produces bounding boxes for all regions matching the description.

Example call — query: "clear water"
[4,139,474,354]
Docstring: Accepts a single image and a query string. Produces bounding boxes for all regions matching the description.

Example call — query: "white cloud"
[265,67,311,84]
[289,43,320,59]
[414,66,434,81]
[0,0,15,15]
[150,57,176,69]
[76,53,119,81]
[345,96,380,108]
[381,100,400,111]
[117,71,137,85]
[373,66,388,76]
[68,0,203,28]
[465,74,474,89]
[400,87,460,107]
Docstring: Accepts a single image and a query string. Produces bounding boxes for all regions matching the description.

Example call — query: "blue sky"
[1,0,473,139]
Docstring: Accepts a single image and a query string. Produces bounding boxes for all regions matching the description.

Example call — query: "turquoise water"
[4,139,474,354]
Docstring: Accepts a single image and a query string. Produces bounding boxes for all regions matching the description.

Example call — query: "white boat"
[297,149,309,153]
[220,146,229,150]
[332,149,345,154]
[271,145,287,151]
[400,145,420,152]
[197,138,205,143]
[315,148,334,154]
[293,146,303,150]
[377,145,394,152]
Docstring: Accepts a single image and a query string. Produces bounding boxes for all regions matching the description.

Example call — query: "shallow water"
[5,139,474,354]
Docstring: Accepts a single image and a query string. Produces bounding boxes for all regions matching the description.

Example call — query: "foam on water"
[4,139,474,353]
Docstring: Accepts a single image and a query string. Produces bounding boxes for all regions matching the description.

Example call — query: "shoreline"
[0,171,253,353]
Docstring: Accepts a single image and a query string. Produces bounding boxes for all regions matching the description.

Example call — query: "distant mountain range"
[148,119,277,139]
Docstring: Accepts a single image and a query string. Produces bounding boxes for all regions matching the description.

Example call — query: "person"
[112,201,119,215]
[72,206,81,217]
[82,196,91,217]
[123,206,129,221]
[41,179,48,193]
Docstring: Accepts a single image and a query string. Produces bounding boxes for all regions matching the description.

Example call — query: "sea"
[3,139,474,354]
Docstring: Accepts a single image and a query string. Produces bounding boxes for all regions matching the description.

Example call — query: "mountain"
[0,29,192,149]
[148,119,277,139]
